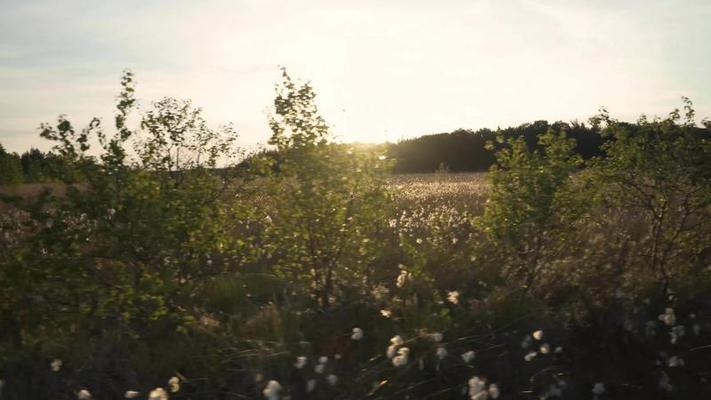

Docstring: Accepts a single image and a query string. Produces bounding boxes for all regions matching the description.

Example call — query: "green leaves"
[138,97,237,175]
[588,99,711,288]
[268,68,330,152]
[479,129,585,289]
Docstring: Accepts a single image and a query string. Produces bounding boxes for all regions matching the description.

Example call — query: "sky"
[1,0,710,153]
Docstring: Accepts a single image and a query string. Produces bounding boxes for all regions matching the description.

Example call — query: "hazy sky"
[1,0,710,152]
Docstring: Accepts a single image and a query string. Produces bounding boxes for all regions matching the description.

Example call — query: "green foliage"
[587,98,711,292]
[0,144,24,186]
[18,148,62,182]
[268,68,330,152]
[259,69,393,308]
[0,70,253,397]
[138,97,238,174]
[388,121,603,173]
[480,129,583,288]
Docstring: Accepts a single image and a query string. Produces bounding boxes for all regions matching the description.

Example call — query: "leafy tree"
[38,113,98,183]
[480,129,584,289]
[19,148,61,182]
[588,98,711,294]
[0,71,252,397]
[260,68,392,308]
[0,144,23,186]
[387,121,603,173]
[138,97,238,179]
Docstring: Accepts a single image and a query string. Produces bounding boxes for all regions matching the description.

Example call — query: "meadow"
[1,71,711,400]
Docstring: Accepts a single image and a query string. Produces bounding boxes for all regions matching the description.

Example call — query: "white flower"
[461,350,476,363]
[447,291,460,304]
[263,380,282,400]
[470,391,488,400]
[396,270,411,287]
[524,351,537,362]
[314,364,325,374]
[390,335,405,346]
[294,356,307,369]
[380,309,392,318]
[351,327,364,340]
[532,330,543,341]
[592,382,605,395]
[386,344,398,359]
[124,391,140,399]
[306,379,316,392]
[318,356,328,364]
[77,389,92,400]
[392,347,409,366]
[488,383,500,399]
[50,359,62,372]
[148,388,168,400]
[658,308,676,326]
[539,343,551,354]
[372,284,390,300]
[430,332,444,343]
[436,346,448,360]
[468,376,487,398]
[668,356,685,367]
[107,208,116,217]
[168,376,180,393]
[392,354,408,367]
[326,374,338,386]
[521,335,533,349]
[378,155,387,160]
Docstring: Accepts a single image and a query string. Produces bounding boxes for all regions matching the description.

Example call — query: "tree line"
[0,119,606,184]
[9,116,707,182]
[386,120,606,173]
[0,145,69,185]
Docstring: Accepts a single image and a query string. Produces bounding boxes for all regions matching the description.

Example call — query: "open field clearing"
[389,173,488,212]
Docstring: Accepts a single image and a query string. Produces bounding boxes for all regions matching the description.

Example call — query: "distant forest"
[386,120,605,173]
[0,145,65,185]
[0,119,629,183]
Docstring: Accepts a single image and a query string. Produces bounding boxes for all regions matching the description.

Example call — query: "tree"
[588,98,711,294]
[0,71,252,398]
[260,68,392,308]
[0,143,23,186]
[480,129,584,290]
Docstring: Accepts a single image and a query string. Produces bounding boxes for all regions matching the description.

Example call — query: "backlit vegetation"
[1,71,711,399]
